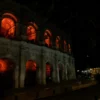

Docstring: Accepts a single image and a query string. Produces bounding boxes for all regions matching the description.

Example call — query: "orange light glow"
[1,18,15,38]
[26,60,37,71]
[27,25,36,41]
[0,59,7,72]
[56,36,60,49]
[64,40,67,52]
[0,59,14,73]
[46,63,51,76]
[68,44,71,53]
[44,30,52,47]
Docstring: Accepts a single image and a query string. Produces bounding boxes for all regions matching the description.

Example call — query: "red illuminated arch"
[0,58,15,89]
[26,60,37,71]
[46,62,51,76]
[0,59,7,72]
[56,36,60,49]
[68,44,71,53]
[44,29,52,47]
[27,25,36,41]
[0,13,17,38]
[0,58,15,73]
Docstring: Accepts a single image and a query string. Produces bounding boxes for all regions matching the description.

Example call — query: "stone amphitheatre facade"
[0,0,76,89]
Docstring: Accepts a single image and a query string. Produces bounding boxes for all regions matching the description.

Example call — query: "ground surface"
[37,84,100,100]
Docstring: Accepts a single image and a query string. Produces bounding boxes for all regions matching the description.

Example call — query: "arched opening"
[44,29,52,47]
[25,60,37,87]
[46,62,52,84]
[64,40,67,52]
[0,13,17,38]
[0,58,15,90]
[56,36,60,49]
[27,23,37,42]
[68,44,71,53]
[58,63,63,82]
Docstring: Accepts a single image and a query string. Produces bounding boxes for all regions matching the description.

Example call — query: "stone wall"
[0,38,76,88]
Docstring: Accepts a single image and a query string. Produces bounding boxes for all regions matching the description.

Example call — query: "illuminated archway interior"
[0,13,17,38]
[0,58,15,89]
[26,60,37,71]
[68,44,71,53]
[25,60,37,87]
[0,58,14,73]
[46,62,52,83]
[44,30,52,47]
[56,36,60,49]
[27,25,36,41]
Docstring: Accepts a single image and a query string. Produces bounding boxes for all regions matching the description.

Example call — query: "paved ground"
[2,80,100,100]
[37,84,100,100]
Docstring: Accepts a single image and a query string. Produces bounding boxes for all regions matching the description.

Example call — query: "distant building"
[0,0,76,89]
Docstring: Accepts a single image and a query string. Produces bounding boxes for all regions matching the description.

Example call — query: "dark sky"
[15,0,97,70]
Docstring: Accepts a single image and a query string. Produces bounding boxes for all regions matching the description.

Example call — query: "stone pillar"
[52,62,56,83]
[36,54,42,85]
[14,64,19,88]
[41,49,46,85]
[65,63,68,80]
[53,54,58,83]
[37,65,42,84]
[62,65,65,80]
[19,48,26,88]
[63,56,68,80]
[55,54,60,83]
[42,58,46,85]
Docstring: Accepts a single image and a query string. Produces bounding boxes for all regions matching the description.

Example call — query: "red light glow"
[44,30,52,47]
[46,63,51,76]
[0,59,7,72]
[27,25,36,41]
[26,60,37,71]
[56,36,60,49]
[1,18,15,38]
[68,44,71,53]
[0,59,14,73]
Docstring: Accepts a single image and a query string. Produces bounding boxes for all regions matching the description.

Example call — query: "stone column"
[55,53,60,83]
[14,64,19,88]
[41,49,46,85]
[52,54,57,83]
[19,46,26,88]
[36,54,42,85]
[63,56,68,80]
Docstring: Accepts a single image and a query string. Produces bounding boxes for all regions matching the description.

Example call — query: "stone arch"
[26,22,38,43]
[0,58,16,89]
[0,12,18,39]
[44,29,52,47]
[68,43,71,53]
[24,59,38,87]
[56,36,61,49]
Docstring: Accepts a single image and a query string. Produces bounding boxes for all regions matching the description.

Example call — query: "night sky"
[15,0,97,70]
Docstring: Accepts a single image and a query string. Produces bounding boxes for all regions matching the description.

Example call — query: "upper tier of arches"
[0,12,72,54]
